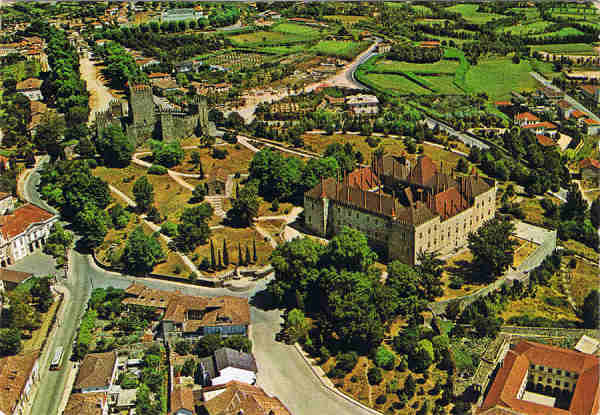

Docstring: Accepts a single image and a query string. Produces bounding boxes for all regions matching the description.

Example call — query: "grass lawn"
[568,258,598,307]
[373,59,459,74]
[499,21,554,35]
[438,249,487,301]
[411,4,433,16]
[529,43,599,55]
[228,31,314,47]
[93,164,194,222]
[273,22,323,36]
[520,198,548,226]
[257,197,294,217]
[529,27,586,41]
[512,237,538,268]
[562,239,599,263]
[258,219,286,245]
[445,4,504,23]
[170,144,255,177]
[362,73,433,95]
[464,57,552,99]
[141,222,190,278]
[191,226,273,271]
[22,296,60,352]
[310,40,370,60]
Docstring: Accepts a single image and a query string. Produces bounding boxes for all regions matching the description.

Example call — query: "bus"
[50,346,64,370]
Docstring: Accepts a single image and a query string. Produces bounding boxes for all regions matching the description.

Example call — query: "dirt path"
[79,54,115,124]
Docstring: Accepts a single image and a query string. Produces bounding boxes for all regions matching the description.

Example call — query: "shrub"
[175,341,190,355]
[160,221,178,237]
[173,264,183,274]
[350,375,358,383]
[449,275,464,289]
[148,164,168,175]
[368,367,383,385]
[375,394,387,405]
[335,352,358,373]
[86,159,98,169]
[375,346,396,370]
[328,367,346,379]
[212,147,228,159]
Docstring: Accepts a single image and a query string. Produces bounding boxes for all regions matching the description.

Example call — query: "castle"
[95,84,209,145]
[304,154,496,265]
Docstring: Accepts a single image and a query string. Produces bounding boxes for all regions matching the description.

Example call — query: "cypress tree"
[245,244,251,265]
[223,239,229,266]
[252,238,257,262]
[218,249,223,269]
[210,239,215,269]
[238,243,243,266]
[199,160,204,179]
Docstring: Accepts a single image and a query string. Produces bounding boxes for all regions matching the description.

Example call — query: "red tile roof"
[515,112,539,121]
[202,381,292,415]
[0,350,40,415]
[63,393,106,415]
[347,166,380,191]
[74,352,117,390]
[148,72,170,79]
[579,157,600,170]
[583,118,600,126]
[479,341,600,415]
[16,78,42,91]
[170,380,195,415]
[0,203,55,240]
[495,101,512,107]
[536,134,556,147]
[571,110,586,119]
[0,268,33,284]
[433,186,468,220]
[522,121,558,130]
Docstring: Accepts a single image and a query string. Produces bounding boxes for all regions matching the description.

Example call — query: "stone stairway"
[205,196,226,217]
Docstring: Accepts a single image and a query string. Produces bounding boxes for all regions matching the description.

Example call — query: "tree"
[374,346,396,370]
[368,367,383,385]
[43,223,73,266]
[404,374,416,398]
[456,158,469,173]
[34,112,66,161]
[238,243,243,266]
[413,339,434,372]
[416,251,444,300]
[123,226,166,274]
[227,181,259,227]
[149,139,184,168]
[194,334,222,357]
[324,227,377,273]
[75,136,96,158]
[562,183,588,221]
[175,204,213,251]
[0,328,22,356]
[245,244,251,265]
[109,204,130,229]
[468,218,517,281]
[191,184,206,203]
[580,290,599,329]
[75,204,109,249]
[132,176,154,213]
[210,240,216,269]
[96,125,134,167]
[175,341,191,355]
[252,238,257,262]
[223,335,252,353]
[590,196,600,229]
[284,308,309,343]
[223,239,229,266]
[30,278,53,312]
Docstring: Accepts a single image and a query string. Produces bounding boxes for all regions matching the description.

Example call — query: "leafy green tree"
[96,125,134,167]
[580,290,599,329]
[301,156,339,192]
[222,335,252,352]
[34,112,66,161]
[175,203,213,251]
[75,135,96,158]
[191,184,206,203]
[132,176,154,213]
[30,278,53,312]
[109,204,130,229]
[374,346,396,370]
[591,196,600,229]
[149,139,185,168]
[0,328,22,356]
[468,218,517,281]
[227,181,259,227]
[43,223,73,266]
[194,334,222,357]
[123,226,166,274]
[561,184,588,221]
[223,239,229,266]
[285,308,309,344]
[324,227,377,273]
[368,367,383,385]
[75,204,110,248]
[413,339,434,372]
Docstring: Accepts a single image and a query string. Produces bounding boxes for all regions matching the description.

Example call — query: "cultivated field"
[445,4,504,24]
[310,40,371,60]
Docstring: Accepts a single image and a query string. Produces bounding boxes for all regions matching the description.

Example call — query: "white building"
[199,347,257,386]
[74,352,118,394]
[0,200,58,267]
[346,94,379,115]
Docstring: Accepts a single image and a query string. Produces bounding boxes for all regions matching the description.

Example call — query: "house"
[345,94,379,115]
[522,121,558,138]
[478,341,600,415]
[170,378,196,415]
[536,86,563,103]
[199,381,292,415]
[514,112,539,127]
[28,100,47,133]
[571,110,587,121]
[148,72,171,81]
[107,386,136,412]
[63,393,109,415]
[378,43,391,53]
[151,78,180,95]
[198,347,257,386]
[175,60,200,73]
[0,350,40,415]
[582,118,600,135]
[419,40,441,48]
[136,57,160,69]
[579,157,600,185]
[122,284,251,338]
[580,84,600,104]
[0,201,58,267]
[74,352,118,394]
[161,8,204,22]
[206,167,229,196]
[0,269,33,293]
[556,100,574,119]
[15,78,43,101]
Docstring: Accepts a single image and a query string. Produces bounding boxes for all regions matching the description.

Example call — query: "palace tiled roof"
[74,351,117,390]
[579,157,600,170]
[201,381,292,415]
[0,350,40,415]
[479,341,600,415]
[0,203,56,240]
[347,166,380,191]
[63,393,106,415]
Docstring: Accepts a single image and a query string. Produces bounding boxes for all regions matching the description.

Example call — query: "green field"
[411,5,433,16]
[373,59,459,74]
[464,56,552,99]
[273,22,323,36]
[228,30,315,47]
[500,21,554,35]
[529,27,586,41]
[529,43,599,56]
[508,7,541,18]
[310,40,370,59]
[362,73,433,95]
[445,4,504,24]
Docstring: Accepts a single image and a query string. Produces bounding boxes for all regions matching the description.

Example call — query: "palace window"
[556,370,561,375]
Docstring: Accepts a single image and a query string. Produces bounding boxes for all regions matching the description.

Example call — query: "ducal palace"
[304,154,496,265]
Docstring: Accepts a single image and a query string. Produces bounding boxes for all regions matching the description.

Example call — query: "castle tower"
[129,84,155,127]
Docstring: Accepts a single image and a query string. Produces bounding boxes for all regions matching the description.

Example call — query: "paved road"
[530,71,600,123]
